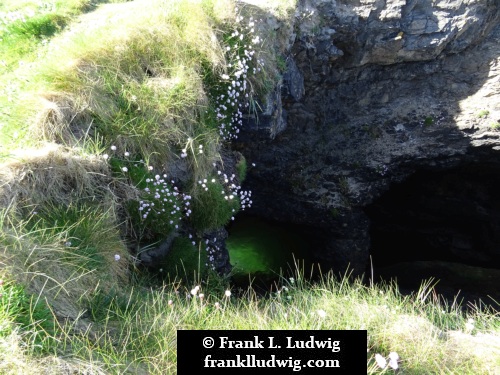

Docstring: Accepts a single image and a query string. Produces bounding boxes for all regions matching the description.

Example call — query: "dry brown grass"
[30,92,97,145]
[0,222,130,324]
[0,144,116,209]
[0,332,109,375]
[0,143,133,321]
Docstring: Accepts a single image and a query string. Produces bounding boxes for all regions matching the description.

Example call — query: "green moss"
[424,116,434,127]
[276,55,287,72]
[236,155,247,183]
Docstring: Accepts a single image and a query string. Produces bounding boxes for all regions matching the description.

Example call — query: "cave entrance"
[365,163,500,309]
[226,214,319,292]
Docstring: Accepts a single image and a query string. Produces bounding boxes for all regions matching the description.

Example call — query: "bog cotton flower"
[225,290,231,297]
[114,254,121,261]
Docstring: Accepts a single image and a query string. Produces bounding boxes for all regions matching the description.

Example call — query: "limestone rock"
[237,0,500,277]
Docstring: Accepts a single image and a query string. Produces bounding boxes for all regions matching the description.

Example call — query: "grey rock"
[139,231,178,268]
[282,57,305,102]
[203,228,232,275]
[236,0,500,277]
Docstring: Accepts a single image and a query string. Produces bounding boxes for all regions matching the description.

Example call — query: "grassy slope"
[0,0,499,374]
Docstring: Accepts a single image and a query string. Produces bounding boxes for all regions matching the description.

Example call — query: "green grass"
[0,1,113,69]
[0,266,499,374]
[0,1,128,151]
[158,236,209,281]
[424,116,434,127]
[236,154,248,182]
[476,109,490,118]
[189,177,241,232]
[2,1,222,159]
[0,278,56,353]
[23,203,117,272]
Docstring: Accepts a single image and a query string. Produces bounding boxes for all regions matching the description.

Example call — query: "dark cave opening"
[365,163,500,308]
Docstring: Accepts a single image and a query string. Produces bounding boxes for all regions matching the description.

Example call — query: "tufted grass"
[1,0,230,168]
[1,260,499,374]
[189,178,241,232]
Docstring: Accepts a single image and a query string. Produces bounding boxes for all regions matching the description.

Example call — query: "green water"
[226,215,314,286]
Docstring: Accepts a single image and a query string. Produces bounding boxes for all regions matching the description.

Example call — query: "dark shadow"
[365,163,500,310]
[234,3,500,306]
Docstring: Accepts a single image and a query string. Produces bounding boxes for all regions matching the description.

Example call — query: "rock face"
[236,0,500,278]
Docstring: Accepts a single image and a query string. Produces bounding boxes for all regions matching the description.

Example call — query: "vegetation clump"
[1,0,275,278]
[476,109,490,118]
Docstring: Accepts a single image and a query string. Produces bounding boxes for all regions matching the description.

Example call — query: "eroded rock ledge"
[236,0,500,277]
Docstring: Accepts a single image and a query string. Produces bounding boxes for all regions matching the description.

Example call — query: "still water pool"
[226,215,315,288]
